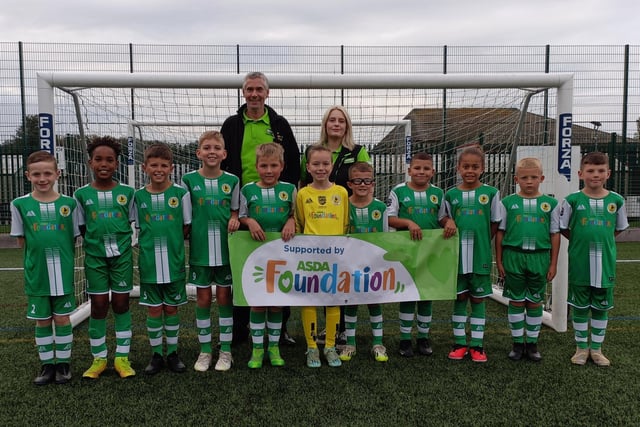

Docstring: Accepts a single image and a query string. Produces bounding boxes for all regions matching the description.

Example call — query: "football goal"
[36,71,576,331]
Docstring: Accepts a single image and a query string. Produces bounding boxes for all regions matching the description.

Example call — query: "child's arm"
[295,191,305,233]
[228,210,240,233]
[547,232,560,281]
[388,216,422,240]
[495,229,505,279]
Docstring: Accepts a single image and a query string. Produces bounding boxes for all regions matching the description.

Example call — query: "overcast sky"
[0,0,637,45]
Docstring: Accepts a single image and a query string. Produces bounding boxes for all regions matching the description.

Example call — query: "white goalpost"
[36,71,575,331]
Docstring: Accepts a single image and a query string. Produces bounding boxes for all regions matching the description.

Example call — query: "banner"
[229,230,458,306]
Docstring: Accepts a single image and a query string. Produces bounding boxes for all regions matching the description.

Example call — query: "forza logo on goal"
[558,113,573,181]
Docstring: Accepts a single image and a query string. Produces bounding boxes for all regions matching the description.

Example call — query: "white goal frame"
[37,71,575,332]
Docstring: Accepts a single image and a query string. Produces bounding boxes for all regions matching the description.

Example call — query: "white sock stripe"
[525,316,543,326]
[400,326,413,334]
[196,319,211,328]
[250,321,265,329]
[345,329,356,338]
[452,315,467,323]
[266,321,282,329]
[35,336,54,345]
[591,318,608,329]
[470,317,486,326]
[164,324,179,332]
[369,314,383,323]
[508,313,525,323]
[591,333,606,343]
[94,349,108,358]
[220,318,233,327]
[251,336,265,345]
[147,326,163,333]
[344,315,357,323]
[115,330,132,339]
[453,329,466,337]
[198,333,212,343]
[471,330,484,339]
[39,351,54,361]
[166,336,178,345]
[114,345,129,354]
[56,349,72,359]
[89,337,106,347]
[54,334,73,344]
[371,329,383,337]
[572,321,588,332]
[399,312,415,321]
[149,337,163,346]
[416,314,432,323]
[220,332,232,341]
[526,331,540,339]
[510,328,524,337]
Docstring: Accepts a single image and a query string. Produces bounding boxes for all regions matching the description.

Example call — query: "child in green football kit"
[133,143,192,375]
[10,151,79,385]
[495,157,560,362]
[74,136,136,379]
[239,143,296,368]
[559,152,628,366]
[340,162,390,363]
[387,152,456,358]
[181,131,240,372]
[444,146,501,363]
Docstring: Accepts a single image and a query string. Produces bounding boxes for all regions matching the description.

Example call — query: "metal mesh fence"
[1,43,639,224]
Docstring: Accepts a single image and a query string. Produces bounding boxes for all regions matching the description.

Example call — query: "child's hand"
[442,218,457,239]
[408,222,422,240]
[281,218,295,242]
[228,217,240,233]
[546,264,557,282]
[246,220,265,241]
[496,263,505,279]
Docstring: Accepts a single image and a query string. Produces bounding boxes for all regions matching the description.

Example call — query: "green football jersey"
[444,184,501,275]
[498,194,560,250]
[239,181,296,232]
[349,198,389,233]
[74,182,134,258]
[559,191,629,288]
[387,183,443,230]
[181,171,239,266]
[133,184,191,284]
[10,194,79,296]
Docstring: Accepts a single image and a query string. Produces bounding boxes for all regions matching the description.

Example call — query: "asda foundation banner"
[229,230,458,306]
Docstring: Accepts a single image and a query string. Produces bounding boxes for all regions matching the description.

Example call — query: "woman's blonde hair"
[319,105,355,150]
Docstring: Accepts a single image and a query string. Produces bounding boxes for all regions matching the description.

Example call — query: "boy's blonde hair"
[198,130,224,148]
[581,151,609,168]
[26,150,57,170]
[348,161,374,179]
[256,142,284,164]
[144,143,173,163]
[319,106,356,150]
[306,143,333,162]
[515,157,543,173]
[458,146,485,166]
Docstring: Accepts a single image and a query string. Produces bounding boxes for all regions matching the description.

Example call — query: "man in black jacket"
[221,72,300,346]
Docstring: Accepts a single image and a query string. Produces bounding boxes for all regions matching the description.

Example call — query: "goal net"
[36,72,575,331]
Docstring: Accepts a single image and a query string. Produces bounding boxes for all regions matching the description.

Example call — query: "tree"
[2,114,40,152]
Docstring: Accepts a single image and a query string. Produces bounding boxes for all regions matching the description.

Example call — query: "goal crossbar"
[37,72,575,332]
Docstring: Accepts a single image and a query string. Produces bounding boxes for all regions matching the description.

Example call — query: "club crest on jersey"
[117,194,128,205]
[168,197,180,208]
[279,191,289,201]
[478,194,489,205]
[372,210,382,220]
[430,195,439,204]
[332,195,342,205]
[221,183,232,194]
[607,203,617,214]
[59,205,71,217]
[318,196,326,205]
[540,202,551,212]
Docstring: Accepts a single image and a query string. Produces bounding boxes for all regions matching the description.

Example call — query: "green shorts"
[85,250,134,295]
[501,248,549,304]
[568,285,615,311]
[457,273,492,298]
[26,294,76,320]
[188,264,232,288]
[139,280,188,307]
